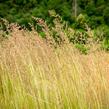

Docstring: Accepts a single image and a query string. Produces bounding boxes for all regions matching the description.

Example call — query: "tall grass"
[0,24,109,109]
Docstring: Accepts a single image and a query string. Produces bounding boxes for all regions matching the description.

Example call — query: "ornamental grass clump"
[0,23,109,109]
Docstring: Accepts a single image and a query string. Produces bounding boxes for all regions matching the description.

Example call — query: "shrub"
[69,29,89,44]
[72,14,89,30]
[88,16,104,28]
[93,25,109,50]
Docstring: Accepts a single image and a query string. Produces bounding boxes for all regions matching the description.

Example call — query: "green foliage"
[90,16,104,28]
[79,0,109,28]
[94,25,109,41]
[0,0,109,29]
[69,29,88,44]
[102,26,109,50]
[0,0,73,28]
[72,14,89,30]
[39,32,46,38]
[103,7,109,25]
[75,44,89,54]
[102,38,109,51]
[93,25,109,51]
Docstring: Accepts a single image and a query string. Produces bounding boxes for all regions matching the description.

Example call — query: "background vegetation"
[0,0,109,27]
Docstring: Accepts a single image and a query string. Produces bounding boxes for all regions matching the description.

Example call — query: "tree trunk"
[72,0,77,17]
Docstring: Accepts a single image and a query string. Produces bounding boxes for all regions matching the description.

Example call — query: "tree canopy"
[0,0,109,28]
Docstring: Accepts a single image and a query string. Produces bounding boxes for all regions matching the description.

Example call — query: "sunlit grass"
[0,28,109,109]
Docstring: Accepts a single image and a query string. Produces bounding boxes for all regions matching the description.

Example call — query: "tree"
[72,0,78,17]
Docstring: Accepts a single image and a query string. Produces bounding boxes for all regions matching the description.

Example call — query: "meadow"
[0,24,109,109]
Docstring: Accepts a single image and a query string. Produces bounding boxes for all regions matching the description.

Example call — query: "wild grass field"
[0,23,109,109]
